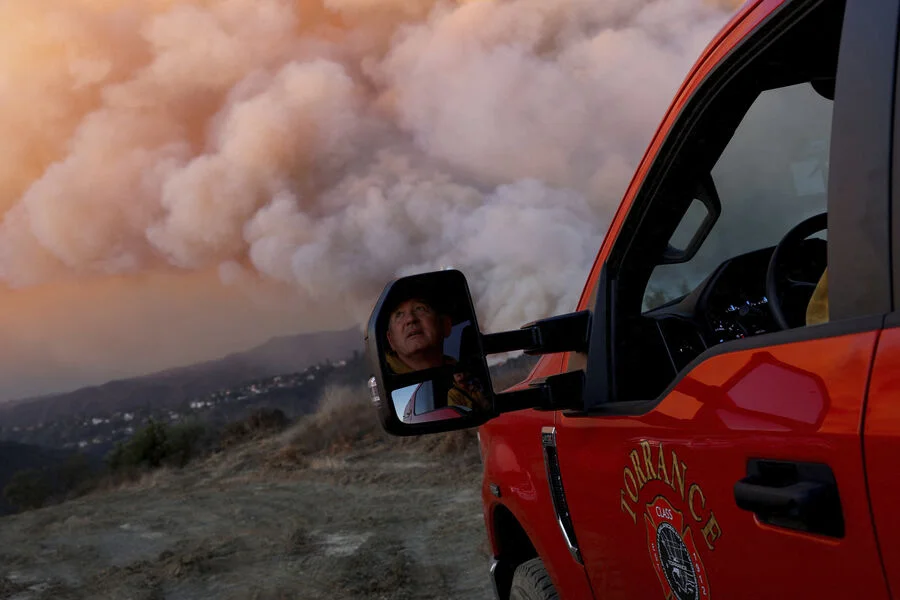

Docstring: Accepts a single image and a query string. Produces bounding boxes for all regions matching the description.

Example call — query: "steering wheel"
[765,212,827,330]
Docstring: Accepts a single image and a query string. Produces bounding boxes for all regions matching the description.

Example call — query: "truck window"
[607,0,846,403]
[643,82,832,311]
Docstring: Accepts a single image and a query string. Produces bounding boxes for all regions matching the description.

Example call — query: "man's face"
[386,298,451,367]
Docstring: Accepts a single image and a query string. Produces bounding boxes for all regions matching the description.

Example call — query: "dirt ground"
[0,435,494,600]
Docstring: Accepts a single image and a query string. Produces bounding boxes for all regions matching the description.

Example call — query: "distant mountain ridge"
[0,327,363,429]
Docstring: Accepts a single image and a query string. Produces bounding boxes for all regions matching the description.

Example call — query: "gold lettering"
[623,467,639,502]
[656,444,670,485]
[640,441,658,481]
[671,451,688,500]
[702,513,722,550]
[621,490,637,524]
[630,450,648,487]
[688,483,706,522]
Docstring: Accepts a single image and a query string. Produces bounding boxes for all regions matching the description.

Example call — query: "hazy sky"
[0,0,739,400]
[0,269,350,400]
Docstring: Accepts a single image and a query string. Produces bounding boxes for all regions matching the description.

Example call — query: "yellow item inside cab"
[805,269,829,326]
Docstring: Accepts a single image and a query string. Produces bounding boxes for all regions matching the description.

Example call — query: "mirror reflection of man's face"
[386,298,451,371]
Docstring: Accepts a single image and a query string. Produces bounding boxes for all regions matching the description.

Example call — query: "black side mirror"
[365,270,495,436]
[366,269,593,436]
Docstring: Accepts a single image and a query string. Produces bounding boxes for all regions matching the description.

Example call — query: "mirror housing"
[365,269,592,436]
[365,270,495,436]
[659,174,722,265]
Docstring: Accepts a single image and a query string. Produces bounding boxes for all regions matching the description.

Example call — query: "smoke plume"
[0,0,740,396]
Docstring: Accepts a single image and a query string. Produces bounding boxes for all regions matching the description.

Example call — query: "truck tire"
[509,558,559,600]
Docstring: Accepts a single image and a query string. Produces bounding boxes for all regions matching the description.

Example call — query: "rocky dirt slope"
[0,429,494,600]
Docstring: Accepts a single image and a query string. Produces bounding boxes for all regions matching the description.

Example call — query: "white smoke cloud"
[0,0,739,337]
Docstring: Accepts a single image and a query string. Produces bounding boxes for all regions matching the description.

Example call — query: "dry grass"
[410,429,479,455]
[279,383,383,457]
[221,408,290,448]
[0,385,494,600]
[275,383,483,470]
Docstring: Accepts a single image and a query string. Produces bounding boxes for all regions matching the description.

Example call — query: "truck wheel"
[509,558,559,600]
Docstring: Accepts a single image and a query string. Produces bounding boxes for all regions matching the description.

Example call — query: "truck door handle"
[734,480,828,515]
[733,459,844,538]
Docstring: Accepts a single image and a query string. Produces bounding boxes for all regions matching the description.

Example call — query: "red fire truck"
[365,0,900,598]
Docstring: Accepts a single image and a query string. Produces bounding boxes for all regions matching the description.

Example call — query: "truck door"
[863,25,900,597]
[549,1,897,598]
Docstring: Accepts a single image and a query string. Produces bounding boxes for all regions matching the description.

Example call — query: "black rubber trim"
[893,0,900,311]
[883,311,900,329]
[582,266,611,409]
[490,558,512,600]
[490,507,540,600]
[565,313,885,418]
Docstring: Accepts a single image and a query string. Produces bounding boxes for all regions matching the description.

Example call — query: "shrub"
[2,452,102,514]
[57,453,97,498]
[107,419,168,470]
[3,469,54,511]
[220,408,289,448]
[165,421,207,468]
[107,418,209,471]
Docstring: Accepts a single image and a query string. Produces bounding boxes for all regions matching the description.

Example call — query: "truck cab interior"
[606,0,843,403]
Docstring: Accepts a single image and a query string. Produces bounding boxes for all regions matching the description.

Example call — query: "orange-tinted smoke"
[0,0,738,397]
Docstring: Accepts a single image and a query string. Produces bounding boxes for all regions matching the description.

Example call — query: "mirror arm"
[494,387,544,412]
[482,310,592,356]
[524,310,591,355]
[494,371,584,413]
[482,329,539,354]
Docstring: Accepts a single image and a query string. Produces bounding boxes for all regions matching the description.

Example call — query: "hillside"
[0,383,498,600]
[0,327,363,430]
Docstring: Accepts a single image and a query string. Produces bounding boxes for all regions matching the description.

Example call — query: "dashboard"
[642,240,827,376]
